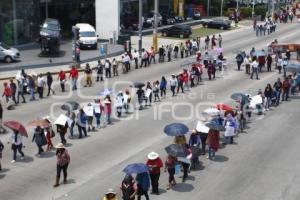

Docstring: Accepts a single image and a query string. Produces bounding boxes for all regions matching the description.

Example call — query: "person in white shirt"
[105,59,111,78]
[277,57,283,74]
[37,74,45,99]
[133,50,139,69]
[9,130,25,163]
[169,75,178,96]
[250,59,259,80]
[244,55,251,74]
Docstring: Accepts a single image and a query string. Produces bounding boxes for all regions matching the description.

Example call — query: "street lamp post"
[252,0,255,19]
[138,0,143,55]
[153,0,158,52]
[221,0,224,17]
[207,0,210,16]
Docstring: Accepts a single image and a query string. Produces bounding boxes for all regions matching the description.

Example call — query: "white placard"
[196,121,209,133]
[83,106,94,116]
[145,89,152,98]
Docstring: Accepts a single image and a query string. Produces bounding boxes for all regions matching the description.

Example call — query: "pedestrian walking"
[9,79,17,104]
[69,66,78,91]
[2,82,11,103]
[282,57,288,78]
[180,43,184,59]
[160,76,167,98]
[17,78,26,103]
[267,54,273,72]
[96,60,104,81]
[273,78,282,106]
[282,77,290,101]
[223,114,237,144]
[153,81,160,102]
[244,55,251,74]
[146,152,163,195]
[145,82,152,106]
[123,52,131,72]
[44,118,54,151]
[164,154,177,190]
[93,99,103,128]
[250,59,259,80]
[169,75,178,96]
[120,174,137,200]
[141,49,148,67]
[27,76,35,101]
[57,120,68,144]
[103,189,118,200]
[236,53,244,71]
[77,108,87,138]
[0,102,5,133]
[136,172,150,200]
[176,74,184,94]
[123,89,131,114]
[37,74,45,99]
[173,44,179,58]
[0,139,4,170]
[218,34,222,48]
[53,143,70,187]
[84,63,93,87]
[207,129,220,160]
[149,47,156,64]
[32,126,46,156]
[204,35,210,50]
[189,129,201,168]
[115,91,124,117]
[112,58,119,76]
[133,50,139,69]
[136,87,144,110]
[46,72,55,96]
[105,59,112,78]
[85,103,95,131]
[167,45,172,62]
[58,70,66,92]
[277,56,283,74]
[8,130,25,163]
[264,84,273,110]
[104,96,112,125]
[211,35,216,49]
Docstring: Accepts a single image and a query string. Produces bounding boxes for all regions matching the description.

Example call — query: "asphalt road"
[0,21,300,200]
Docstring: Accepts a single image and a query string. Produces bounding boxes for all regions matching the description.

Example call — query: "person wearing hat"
[146,152,163,195]
[102,188,118,200]
[53,143,70,187]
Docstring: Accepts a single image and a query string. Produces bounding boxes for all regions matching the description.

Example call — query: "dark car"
[39,18,61,38]
[202,19,231,30]
[161,25,192,38]
[193,10,202,20]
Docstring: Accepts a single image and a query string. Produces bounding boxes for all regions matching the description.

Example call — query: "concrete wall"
[95,0,120,40]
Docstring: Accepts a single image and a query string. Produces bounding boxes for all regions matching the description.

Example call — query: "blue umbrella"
[254,50,266,57]
[100,88,113,96]
[164,123,189,136]
[123,163,149,174]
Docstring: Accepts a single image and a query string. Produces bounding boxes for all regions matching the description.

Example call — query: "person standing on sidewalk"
[53,143,70,187]
[17,77,26,103]
[46,72,55,96]
[58,70,66,92]
[149,46,156,64]
[112,58,119,76]
[69,66,78,91]
[9,79,17,104]
[146,152,163,195]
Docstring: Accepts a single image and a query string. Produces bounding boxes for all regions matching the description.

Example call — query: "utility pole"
[153,0,158,52]
[252,0,255,19]
[207,0,210,16]
[12,0,18,45]
[236,0,239,11]
[138,0,143,55]
[221,0,224,17]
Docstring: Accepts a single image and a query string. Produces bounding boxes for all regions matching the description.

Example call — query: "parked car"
[174,15,184,23]
[144,11,162,27]
[193,10,202,20]
[202,19,231,30]
[162,14,175,25]
[39,18,61,38]
[75,23,98,49]
[0,42,20,63]
[161,24,192,38]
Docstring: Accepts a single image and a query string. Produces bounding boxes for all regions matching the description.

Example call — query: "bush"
[255,5,267,20]
[240,7,252,18]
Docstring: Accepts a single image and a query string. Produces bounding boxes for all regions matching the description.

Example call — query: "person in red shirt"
[69,66,78,91]
[146,152,163,195]
[282,77,291,101]
[207,129,220,160]
[2,82,11,103]
[53,143,70,187]
[58,70,66,92]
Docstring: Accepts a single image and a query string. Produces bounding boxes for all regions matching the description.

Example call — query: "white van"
[75,23,98,49]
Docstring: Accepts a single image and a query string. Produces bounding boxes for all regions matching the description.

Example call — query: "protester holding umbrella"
[164,154,177,190]
[32,126,46,156]
[120,174,137,200]
[146,152,163,195]
[102,189,118,200]
[53,143,70,187]
[136,172,150,200]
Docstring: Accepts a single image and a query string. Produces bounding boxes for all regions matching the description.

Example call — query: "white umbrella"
[54,114,69,126]
[202,108,220,116]
[196,121,209,133]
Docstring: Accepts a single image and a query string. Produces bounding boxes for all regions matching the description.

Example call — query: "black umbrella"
[205,121,225,132]
[61,101,80,111]
[132,82,145,88]
[165,144,188,157]
[164,123,189,136]
[230,92,249,105]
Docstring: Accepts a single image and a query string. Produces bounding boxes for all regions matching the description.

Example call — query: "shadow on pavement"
[40,151,56,158]
[0,174,6,179]
[18,155,34,163]
[214,155,229,162]
[0,168,10,173]
[172,183,194,192]
[65,178,76,184]
[158,188,167,195]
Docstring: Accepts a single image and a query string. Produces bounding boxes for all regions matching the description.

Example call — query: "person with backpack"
[136,172,150,200]
[146,152,163,195]
[120,174,137,200]
[0,139,4,170]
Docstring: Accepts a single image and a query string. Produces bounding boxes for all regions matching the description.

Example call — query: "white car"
[0,42,20,63]
[75,23,98,49]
